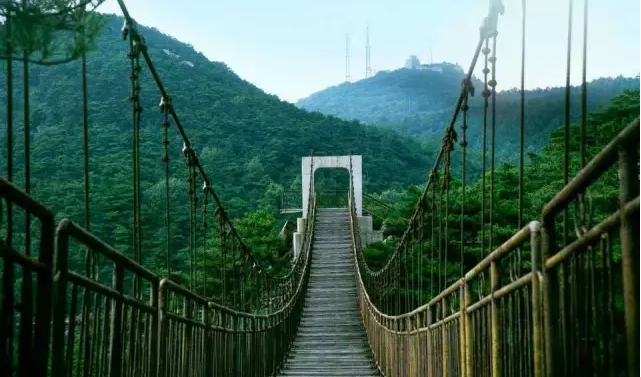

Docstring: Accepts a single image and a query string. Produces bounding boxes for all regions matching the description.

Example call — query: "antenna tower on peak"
[345,33,351,82]
[365,26,372,78]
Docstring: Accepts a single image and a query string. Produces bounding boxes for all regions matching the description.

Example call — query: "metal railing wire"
[350,121,639,377]
[0,0,319,375]
[348,0,640,376]
[1,163,316,377]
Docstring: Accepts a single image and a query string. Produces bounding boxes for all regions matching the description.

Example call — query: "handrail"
[351,194,537,323]
[542,117,639,219]
[0,169,318,377]
[1,1,343,376]
[349,87,640,377]
[348,1,639,375]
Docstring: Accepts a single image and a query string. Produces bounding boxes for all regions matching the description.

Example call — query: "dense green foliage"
[364,89,639,306]
[299,65,470,125]
[0,1,106,65]
[0,14,436,278]
[298,67,639,161]
[0,12,636,316]
[2,7,635,373]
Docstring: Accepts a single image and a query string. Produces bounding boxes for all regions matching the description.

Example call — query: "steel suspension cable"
[581,1,588,170]
[243,249,248,312]
[78,6,101,283]
[481,37,490,256]
[184,144,196,290]
[18,3,33,374]
[185,144,192,287]
[218,208,226,305]
[252,258,257,311]
[460,79,472,277]
[232,235,237,308]
[396,243,401,314]
[4,0,13,248]
[578,4,593,374]
[81,7,91,235]
[202,182,209,297]
[575,0,590,237]
[409,221,413,309]
[404,233,408,311]
[192,165,198,291]
[22,49,30,258]
[127,24,143,267]
[437,168,444,293]
[430,173,436,299]
[253,262,259,311]
[515,4,528,375]
[418,199,424,305]
[559,7,574,372]
[515,0,527,282]
[489,32,498,252]
[518,0,526,246]
[240,251,245,312]
[443,127,455,292]
[78,10,97,377]
[0,12,15,372]
[563,0,573,247]
[416,215,420,308]
[160,94,172,275]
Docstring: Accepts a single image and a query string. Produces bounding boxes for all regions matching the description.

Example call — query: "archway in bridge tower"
[313,168,350,208]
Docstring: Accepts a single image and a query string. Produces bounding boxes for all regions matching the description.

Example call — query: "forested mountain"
[364,89,640,309]
[297,67,639,161]
[0,14,435,276]
[0,14,433,216]
[298,65,471,125]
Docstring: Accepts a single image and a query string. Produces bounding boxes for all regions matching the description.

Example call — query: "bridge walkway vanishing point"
[278,208,379,377]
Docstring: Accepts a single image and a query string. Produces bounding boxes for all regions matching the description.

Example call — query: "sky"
[100,0,640,103]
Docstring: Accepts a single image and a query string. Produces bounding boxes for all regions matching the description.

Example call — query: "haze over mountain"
[0,14,450,269]
[0,15,438,216]
[297,63,639,161]
[1,13,636,267]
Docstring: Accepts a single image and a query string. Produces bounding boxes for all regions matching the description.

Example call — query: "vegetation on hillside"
[363,89,639,308]
[298,67,639,162]
[1,11,636,315]
[0,0,106,65]
[0,14,436,281]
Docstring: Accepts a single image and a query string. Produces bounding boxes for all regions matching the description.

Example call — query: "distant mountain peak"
[0,13,436,218]
[297,70,639,162]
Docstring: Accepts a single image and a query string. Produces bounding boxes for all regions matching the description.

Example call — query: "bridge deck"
[278,208,380,376]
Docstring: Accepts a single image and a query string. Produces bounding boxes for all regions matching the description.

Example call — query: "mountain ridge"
[297,67,639,161]
[0,14,439,268]
[0,14,434,216]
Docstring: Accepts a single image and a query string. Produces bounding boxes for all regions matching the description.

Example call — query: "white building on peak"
[403,55,464,74]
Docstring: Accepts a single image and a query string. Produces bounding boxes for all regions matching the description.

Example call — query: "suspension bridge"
[1,0,639,377]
